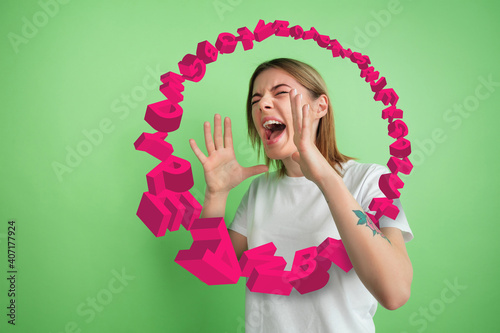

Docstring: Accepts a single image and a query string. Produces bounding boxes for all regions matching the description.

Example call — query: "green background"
[1,0,499,332]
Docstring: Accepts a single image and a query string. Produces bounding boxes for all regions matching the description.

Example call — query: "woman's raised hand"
[189,114,269,195]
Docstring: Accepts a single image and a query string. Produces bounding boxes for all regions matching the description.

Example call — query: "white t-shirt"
[228,159,413,333]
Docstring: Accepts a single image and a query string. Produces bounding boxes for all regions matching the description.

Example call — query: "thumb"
[244,164,269,178]
[291,151,301,164]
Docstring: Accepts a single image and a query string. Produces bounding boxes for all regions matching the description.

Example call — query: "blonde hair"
[246,58,355,179]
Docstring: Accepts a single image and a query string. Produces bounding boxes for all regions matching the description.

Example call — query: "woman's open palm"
[189,114,268,194]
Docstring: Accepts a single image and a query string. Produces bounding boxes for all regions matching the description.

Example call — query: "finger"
[243,164,269,179]
[204,121,215,155]
[189,138,208,165]
[224,117,233,149]
[294,93,303,134]
[214,113,224,149]
[289,89,299,135]
[302,104,311,140]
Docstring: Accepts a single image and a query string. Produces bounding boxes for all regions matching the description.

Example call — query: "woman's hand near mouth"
[289,89,332,185]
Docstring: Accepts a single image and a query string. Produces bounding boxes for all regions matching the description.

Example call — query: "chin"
[263,147,292,162]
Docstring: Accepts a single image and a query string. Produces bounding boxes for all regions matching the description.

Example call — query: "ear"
[314,94,329,119]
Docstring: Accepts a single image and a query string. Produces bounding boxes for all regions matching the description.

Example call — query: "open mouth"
[263,120,286,142]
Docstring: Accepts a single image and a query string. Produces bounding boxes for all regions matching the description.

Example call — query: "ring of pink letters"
[134,19,413,296]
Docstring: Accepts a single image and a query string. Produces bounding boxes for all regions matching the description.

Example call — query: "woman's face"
[251,68,320,161]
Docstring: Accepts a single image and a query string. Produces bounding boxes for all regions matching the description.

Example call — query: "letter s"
[443,108,462,130]
[409,312,427,333]
[76,303,95,323]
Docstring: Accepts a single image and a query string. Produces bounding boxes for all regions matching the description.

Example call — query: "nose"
[258,95,273,112]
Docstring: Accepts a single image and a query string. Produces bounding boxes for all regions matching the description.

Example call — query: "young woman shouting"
[189,58,413,333]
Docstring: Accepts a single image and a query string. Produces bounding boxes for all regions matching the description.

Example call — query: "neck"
[282,155,304,177]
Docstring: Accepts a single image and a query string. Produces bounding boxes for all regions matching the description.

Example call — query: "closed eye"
[251,91,289,106]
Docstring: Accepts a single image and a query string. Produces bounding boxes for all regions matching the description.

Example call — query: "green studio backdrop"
[1,0,499,332]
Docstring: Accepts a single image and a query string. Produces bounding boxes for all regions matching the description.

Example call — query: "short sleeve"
[228,186,251,237]
[357,164,414,243]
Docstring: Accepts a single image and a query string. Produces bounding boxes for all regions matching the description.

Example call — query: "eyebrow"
[251,83,291,100]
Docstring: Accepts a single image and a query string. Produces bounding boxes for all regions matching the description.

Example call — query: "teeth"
[263,120,284,129]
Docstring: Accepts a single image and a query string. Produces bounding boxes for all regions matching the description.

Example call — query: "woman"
[189,58,413,332]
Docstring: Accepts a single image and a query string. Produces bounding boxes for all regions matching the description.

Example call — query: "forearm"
[316,166,412,310]
[200,189,229,219]
[200,188,248,259]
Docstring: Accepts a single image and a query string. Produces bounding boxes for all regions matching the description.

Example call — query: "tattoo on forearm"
[353,210,392,245]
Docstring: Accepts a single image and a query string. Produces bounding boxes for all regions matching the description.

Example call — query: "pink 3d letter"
[339,47,353,59]
[196,40,218,64]
[175,217,241,284]
[327,39,343,57]
[374,88,399,106]
[272,20,290,37]
[287,247,332,294]
[253,19,275,42]
[136,191,180,236]
[387,156,413,175]
[316,237,353,272]
[370,76,387,92]
[360,66,380,83]
[146,156,194,194]
[145,99,183,133]
[382,105,403,122]
[136,189,201,236]
[350,52,370,69]
[159,72,185,104]
[379,173,404,199]
[390,137,411,158]
[178,54,206,82]
[302,27,319,40]
[159,155,194,193]
[369,197,400,220]
[240,243,293,295]
[236,27,255,50]
[388,120,409,139]
[134,132,173,161]
[316,35,330,48]
[366,212,380,229]
[289,25,304,40]
[215,33,237,54]
[177,191,202,231]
